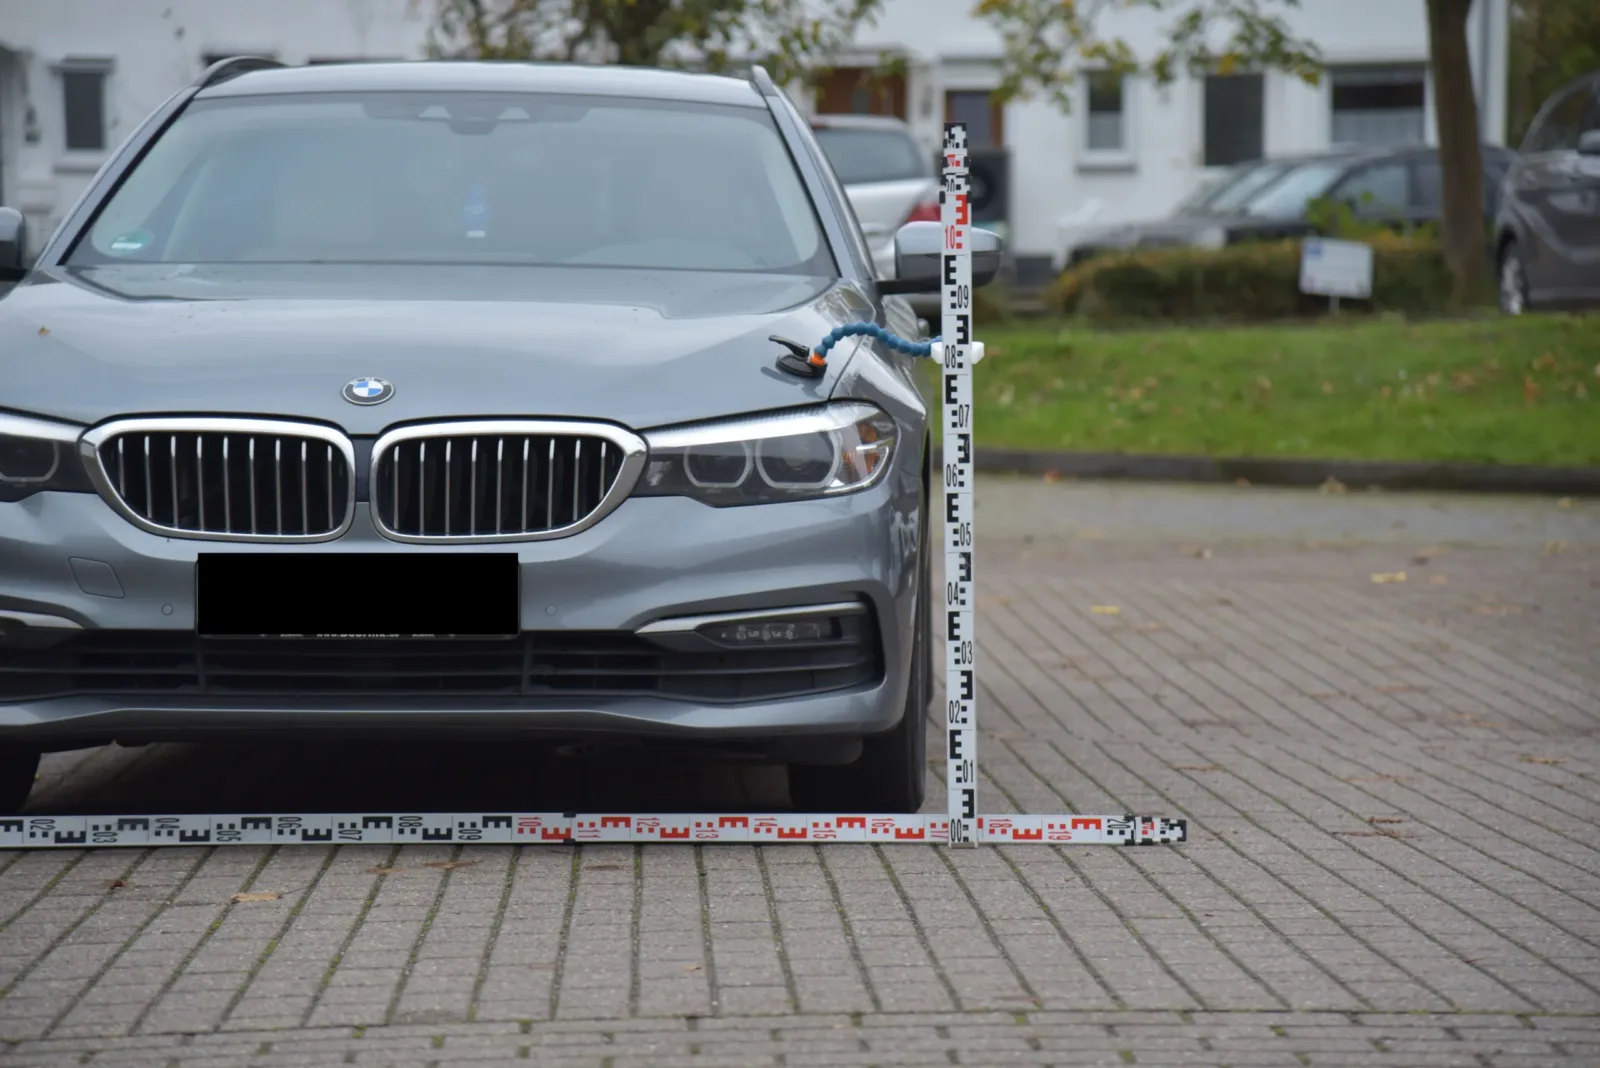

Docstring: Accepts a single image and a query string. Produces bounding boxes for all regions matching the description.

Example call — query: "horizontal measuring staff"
[0,813,1188,849]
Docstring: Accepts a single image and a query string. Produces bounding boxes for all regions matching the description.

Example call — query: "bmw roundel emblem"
[342,377,394,406]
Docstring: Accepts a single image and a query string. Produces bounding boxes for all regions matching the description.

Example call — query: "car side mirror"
[880,221,1002,295]
[0,208,26,283]
[1578,130,1600,156]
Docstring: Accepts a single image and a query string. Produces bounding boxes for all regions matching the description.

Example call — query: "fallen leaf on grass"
[1172,764,1222,772]
[1370,572,1408,584]
[1519,756,1564,765]
[1367,817,1404,825]
[1090,605,1121,615]
[231,892,282,903]
[422,860,479,871]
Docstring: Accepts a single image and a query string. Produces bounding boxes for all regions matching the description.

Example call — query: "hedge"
[1049,234,1458,325]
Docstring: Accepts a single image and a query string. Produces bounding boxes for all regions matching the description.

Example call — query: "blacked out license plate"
[196,553,519,639]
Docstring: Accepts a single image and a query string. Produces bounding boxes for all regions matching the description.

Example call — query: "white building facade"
[0,0,1509,272]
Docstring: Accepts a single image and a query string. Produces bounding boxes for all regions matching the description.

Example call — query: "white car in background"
[809,114,942,314]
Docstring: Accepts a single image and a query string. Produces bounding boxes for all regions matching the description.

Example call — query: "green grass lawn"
[936,313,1600,467]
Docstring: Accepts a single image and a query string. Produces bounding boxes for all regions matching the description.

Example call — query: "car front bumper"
[0,480,920,750]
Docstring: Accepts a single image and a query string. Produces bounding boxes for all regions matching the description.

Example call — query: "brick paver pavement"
[2,479,1597,1066]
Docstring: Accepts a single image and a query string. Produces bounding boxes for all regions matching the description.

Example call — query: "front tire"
[1499,241,1530,315]
[789,508,930,814]
[0,748,40,815]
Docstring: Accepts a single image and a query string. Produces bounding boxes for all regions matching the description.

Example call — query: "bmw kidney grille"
[370,421,647,542]
[83,418,356,541]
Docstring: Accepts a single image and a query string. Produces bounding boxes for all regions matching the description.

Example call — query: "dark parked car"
[0,57,1002,814]
[1494,70,1600,314]
[1061,152,1352,265]
[1067,144,1515,264]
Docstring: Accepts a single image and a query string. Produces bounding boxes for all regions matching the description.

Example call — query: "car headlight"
[634,401,898,506]
[0,412,93,503]
[1191,226,1228,250]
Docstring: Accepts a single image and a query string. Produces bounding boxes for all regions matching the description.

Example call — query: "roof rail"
[195,55,287,90]
[748,64,780,97]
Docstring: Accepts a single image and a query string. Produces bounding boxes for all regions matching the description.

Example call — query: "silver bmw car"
[0,58,999,815]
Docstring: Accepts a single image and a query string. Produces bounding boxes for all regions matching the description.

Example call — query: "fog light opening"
[708,618,833,645]
[694,605,864,648]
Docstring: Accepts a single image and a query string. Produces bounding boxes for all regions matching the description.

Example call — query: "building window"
[57,59,112,153]
[816,68,907,120]
[1085,71,1126,153]
[1202,72,1264,167]
[944,90,1003,149]
[1330,65,1427,147]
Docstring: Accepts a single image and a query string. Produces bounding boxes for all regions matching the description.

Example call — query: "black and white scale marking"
[0,814,1187,849]
[0,123,1188,852]
[939,122,978,847]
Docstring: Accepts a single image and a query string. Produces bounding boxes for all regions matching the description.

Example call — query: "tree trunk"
[1426,0,1489,304]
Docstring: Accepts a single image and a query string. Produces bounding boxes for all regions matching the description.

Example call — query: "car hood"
[0,264,879,433]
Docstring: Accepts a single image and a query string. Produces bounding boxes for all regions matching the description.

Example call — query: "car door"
[1326,159,1410,230]
[1566,86,1600,299]
[1509,75,1600,297]
[1410,151,1510,239]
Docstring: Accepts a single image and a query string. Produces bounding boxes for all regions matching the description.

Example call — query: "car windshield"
[1203,161,1292,214]
[1241,161,1350,218]
[811,126,929,184]
[70,91,834,275]
[1171,163,1255,215]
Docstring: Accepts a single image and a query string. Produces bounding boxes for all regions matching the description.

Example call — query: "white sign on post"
[1299,237,1374,301]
